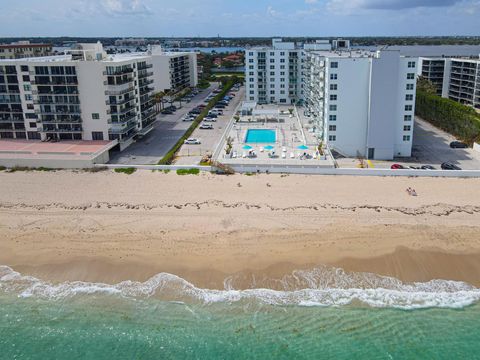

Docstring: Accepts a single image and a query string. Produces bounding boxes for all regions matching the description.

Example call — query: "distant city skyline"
[1,0,479,38]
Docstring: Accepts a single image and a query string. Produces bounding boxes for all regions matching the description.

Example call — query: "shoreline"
[1,171,480,288]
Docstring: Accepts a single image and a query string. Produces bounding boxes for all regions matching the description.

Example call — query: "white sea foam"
[0,265,479,310]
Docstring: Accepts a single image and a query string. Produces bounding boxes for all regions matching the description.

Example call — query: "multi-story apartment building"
[418,57,480,110]
[245,39,303,105]
[304,50,417,160]
[147,46,198,94]
[0,41,52,60]
[0,43,156,150]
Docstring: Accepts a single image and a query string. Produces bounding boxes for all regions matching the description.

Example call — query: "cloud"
[101,0,152,16]
[305,0,318,4]
[327,0,461,12]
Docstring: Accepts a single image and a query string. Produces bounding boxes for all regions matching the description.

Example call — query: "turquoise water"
[245,129,276,144]
[1,266,480,359]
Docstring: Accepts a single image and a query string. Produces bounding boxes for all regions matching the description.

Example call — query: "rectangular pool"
[245,129,276,144]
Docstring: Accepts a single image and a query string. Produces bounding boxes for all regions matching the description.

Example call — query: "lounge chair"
[290,152,295,159]
[232,151,237,158]
[282,152,286,159]
[242,152,247,158]
[260,147,264,152]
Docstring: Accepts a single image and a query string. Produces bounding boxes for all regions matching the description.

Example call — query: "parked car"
[161,109,174,115]
[215,105,226,109]
[206,113,218,118]
[203,117,217,122]
[198,104,207,109]
[450,141,468,149]
[184,138,201,144]
[190,108,201,114]
[441,162,462,170]
[182,116,195,122]
[391,164,407,170]
[420,165,436,170]
[199,123,214,129]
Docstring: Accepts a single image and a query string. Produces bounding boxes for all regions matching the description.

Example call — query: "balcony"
[104,77,134,86]
[105,86,135,96]
[103,68,134,76]
[138,71,153,79]
[106,97,135,106]
[139,86,154,95]
[137,63,153,70]
[109,121,137,135]
[109,113,137,124]
[109,105,136,116]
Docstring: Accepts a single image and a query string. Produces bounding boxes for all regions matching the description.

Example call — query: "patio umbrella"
[297,145,309,150]
[242,145,253,150]
[264,145,274,150]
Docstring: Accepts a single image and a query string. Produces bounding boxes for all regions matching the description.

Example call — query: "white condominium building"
[245,39,303,105]
[304,50,417,160]
[418,57,480,110]
[147,46,198,94]
[0,43,156,150]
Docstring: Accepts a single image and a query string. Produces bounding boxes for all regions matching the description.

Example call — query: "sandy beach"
[1,170,480,288]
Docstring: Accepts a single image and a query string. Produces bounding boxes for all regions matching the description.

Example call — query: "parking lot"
[109,83,220,165]
[337,118,480,170]
[175,86,245,165]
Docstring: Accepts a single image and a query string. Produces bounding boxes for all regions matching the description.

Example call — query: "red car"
[391,164,407,169]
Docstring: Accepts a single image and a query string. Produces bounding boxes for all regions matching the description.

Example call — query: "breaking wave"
[0,265,479,310]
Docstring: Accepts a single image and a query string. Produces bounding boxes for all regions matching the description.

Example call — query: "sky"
[0,0,479,37]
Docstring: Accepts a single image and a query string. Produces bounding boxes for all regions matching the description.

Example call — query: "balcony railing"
[105,86,135,96]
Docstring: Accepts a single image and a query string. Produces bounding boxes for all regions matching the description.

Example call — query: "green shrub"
[0,166,6,171]
[416,90,480,145]
[176,168,200,175]
[114,167,137,175]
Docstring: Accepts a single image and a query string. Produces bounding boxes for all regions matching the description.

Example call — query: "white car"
[182,116,195,122]
[203,117,217,122]
[199,123,214,129]
[184,138,201,144]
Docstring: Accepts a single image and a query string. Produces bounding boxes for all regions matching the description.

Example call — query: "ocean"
[1,265,480,359]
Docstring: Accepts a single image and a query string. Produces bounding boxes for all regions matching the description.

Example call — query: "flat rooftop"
[0,140,116,160]
[0,53,151,63]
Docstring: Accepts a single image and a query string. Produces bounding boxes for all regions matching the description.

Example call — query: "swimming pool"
[245,129,276,144]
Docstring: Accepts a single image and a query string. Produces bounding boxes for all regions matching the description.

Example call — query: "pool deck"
[216,105,335,170]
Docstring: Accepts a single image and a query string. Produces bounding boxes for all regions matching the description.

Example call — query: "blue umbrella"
[264,145,274,150]
[243,145,252,150]
[297,145,309,150]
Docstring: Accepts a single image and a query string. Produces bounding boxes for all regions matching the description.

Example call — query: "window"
[329,135,336,141]
[92,131,104,141]
[280,71,285,76]
[280,65,285,69]
[329,115,337,121]
[329,125,337,131]
[405,94,413,101]
[250,78,254,82]
[403,135,411,141]
[404,115,412,121]
[408,61,416,68]
[270,72,275,76]
[249,59,254,63]
[92,113,100,120]
[22,75,30,82]
[270,90,275,95]
[280,84,285,88]
[27,104,34,110]
[329,105,337,111]
[404,125,411,131]
[249,52,253,56]
[29,122,36,128]
[280,52,285,56]
[330,94,337,101]
[249,90,255,94]
[249,65,254,70]
[24,94,32,101]
[280,99,286,103]
[21,65,28,72]
[330,84,337,91]
[270,84,275,89]
[406,84,414,90]
[270,59,275,63]
[270,65,275,70]
[330,73,337,80]
[280,59,285,63]
[23,84,31,92]
[407,73,415,80]
[249,84,254,88]
[405,105,413,111]
[331,62,338,68]
[249,72,254,76]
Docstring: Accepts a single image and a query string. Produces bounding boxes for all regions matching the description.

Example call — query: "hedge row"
[416,90,480,144]
[158,80,238,165]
